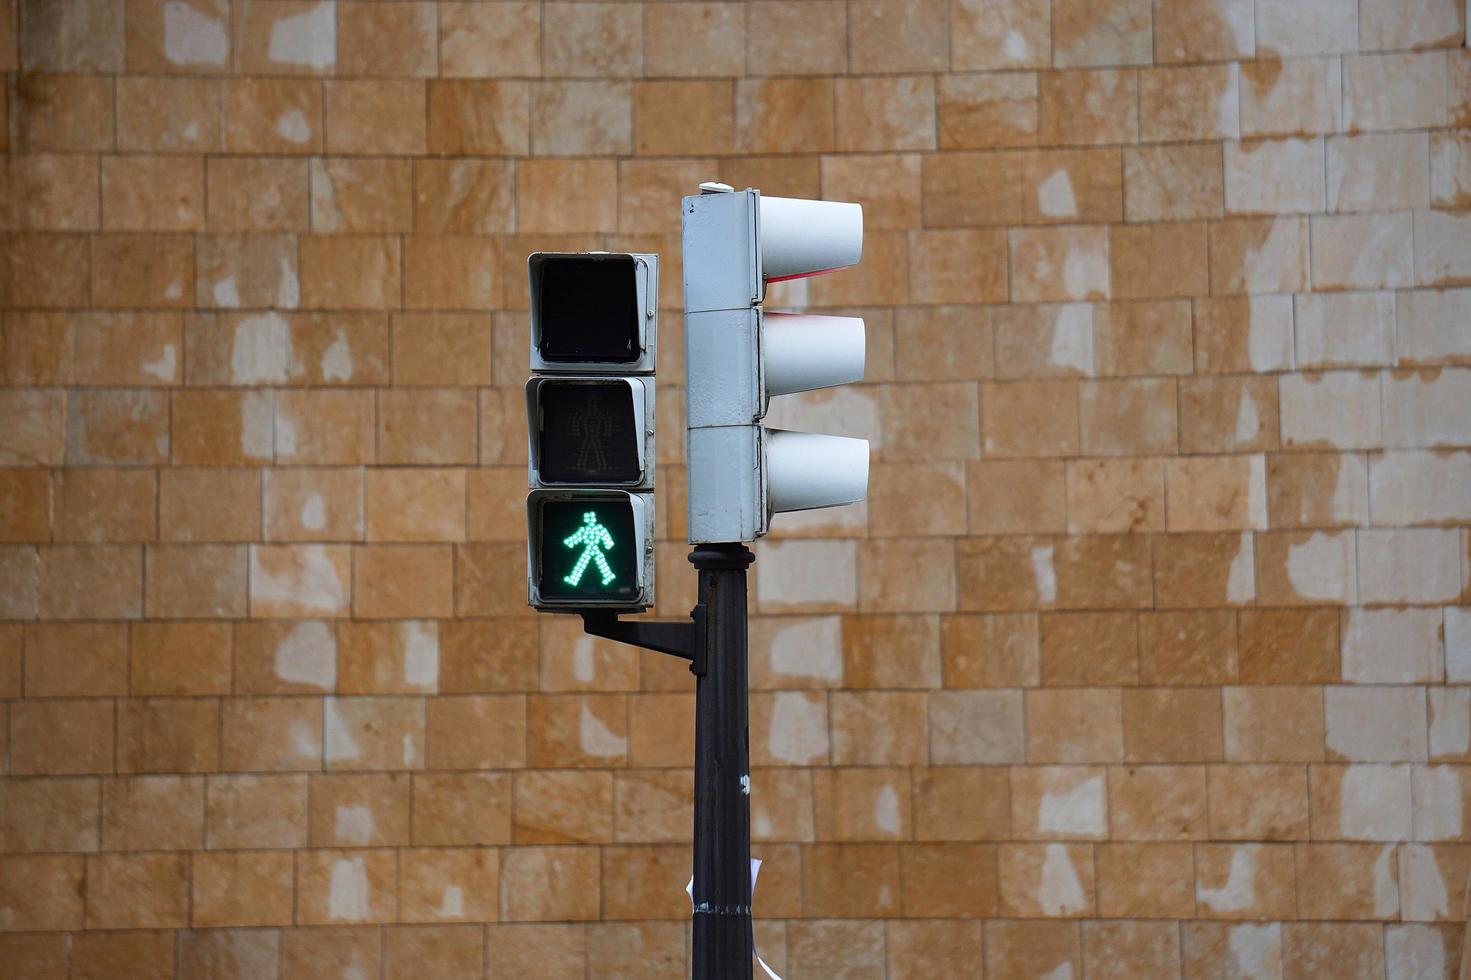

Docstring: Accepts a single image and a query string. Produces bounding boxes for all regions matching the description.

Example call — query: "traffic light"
[682,186,869,543]
[525,252,658,611]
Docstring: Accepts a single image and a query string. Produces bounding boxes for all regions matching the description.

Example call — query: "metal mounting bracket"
[581,605,706,673]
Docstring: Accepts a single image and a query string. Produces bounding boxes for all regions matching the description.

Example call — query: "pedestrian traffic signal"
[526,252,658,611]
[681,186,868,543]
[526,490,649,606]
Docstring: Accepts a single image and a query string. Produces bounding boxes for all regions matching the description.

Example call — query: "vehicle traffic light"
[681,186,869,543]
[525,252,659,611]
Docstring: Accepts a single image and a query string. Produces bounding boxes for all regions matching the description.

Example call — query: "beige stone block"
[53,464,155,541]
[325,80,426,155]
[1328,134,1431,213]
[116,75,218,153]
[1294,292,1395,369]
[1240,56,1342,137]
[400,850,499,924]
[986,920,1082,980]
[1362,0,1465,48]
[1414,208,1471,286]
[1008,226,1109,302]
[1383,367,1471,447]
[1051,0,1150,66]
[998,842,1095,917]
[195,234,299,309]
[337,1,436,77]
[274,389,375,465]
[1141,65,1239,142]
[299,235,400,310]
[993,302,1094,378]
[500,846,600,922]
[1178,376,1279,453]
[734,77,835,154]
[835,76,936,153]
[802,844,902,918]
[1038,68,1137,145]
[1195,844,1298,920]
[745,1,846,74]
[1108,764,1209,843]
[440,1,539,77]
[1224,686,1325,763]
[1345,52,1449,131]
[1280,372,1382,450]
[1370,450,1471,525]
[1326,686,1428,763]
[537,79,633,156]
[812,767,910,841]
[907,228,1007,304]
[1079,378,1178,456]
[1207,764,1310,840]
[921,151,1017,227]
[1165,455,1268,532]
[191,850,294,927]
[543,1,640,77]
[1225,138,1325,214]
[1155,0,1254,61]
[642,2,742,76]
[1041,610,1138,685]
[936,72,1039,150]
[205,156,308,232]
[1021,148,1123,224]
[849,0,948,72]
[85,853,188,929]
[1,234,89,309]
[516,159,616,234]
[248,543,352,618]
[90,233,193,309]
[12,74,114,152]
[223,77,321,154]
[297,850,397,925]
[1023,686,1120,767]
[951,0,1049,69]
[1430,132,1471,207]
[1256,0,1358,54]
[1109,221,1208,299]
[1357,528,1462,605]
[1309,764,1413,843]
[1123,143,1225,222]
[1066,457,1164,533]
[1270,447,1370,529]
[2,156,99,231]
[1208,217,1310,295]
[232,0,337,74]
[1311,213,1414,290]
[426,79,530,155]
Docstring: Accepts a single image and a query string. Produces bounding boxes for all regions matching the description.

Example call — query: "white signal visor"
[764,429,869,515]
[762,312,865,398]
[758,196,863,282]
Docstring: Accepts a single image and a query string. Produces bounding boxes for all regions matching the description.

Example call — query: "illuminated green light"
[562,511,616,587]
[536,497,639,604]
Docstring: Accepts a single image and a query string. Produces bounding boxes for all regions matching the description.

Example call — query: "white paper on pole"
[685,858,783,980]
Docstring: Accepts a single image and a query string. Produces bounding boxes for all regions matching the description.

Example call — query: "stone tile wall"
[0,0,1470,976]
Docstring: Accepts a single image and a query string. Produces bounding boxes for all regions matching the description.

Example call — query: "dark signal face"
[537,380,642,485]
[535,255,641,364]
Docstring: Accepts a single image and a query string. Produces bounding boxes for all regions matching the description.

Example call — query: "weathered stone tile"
[1240,56,1343,138]
[936,73,1039,150]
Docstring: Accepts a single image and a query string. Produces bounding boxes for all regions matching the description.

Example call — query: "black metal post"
[688,542,756,979]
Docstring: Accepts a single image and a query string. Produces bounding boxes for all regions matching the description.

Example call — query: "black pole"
[688,542,756,979]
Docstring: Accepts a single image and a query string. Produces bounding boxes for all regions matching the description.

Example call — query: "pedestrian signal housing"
[525,253,658,611]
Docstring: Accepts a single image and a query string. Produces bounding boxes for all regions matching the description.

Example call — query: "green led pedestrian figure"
[562,511,616,587]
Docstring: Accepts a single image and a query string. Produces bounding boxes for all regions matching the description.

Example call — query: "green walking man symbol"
[563,511,616,587]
